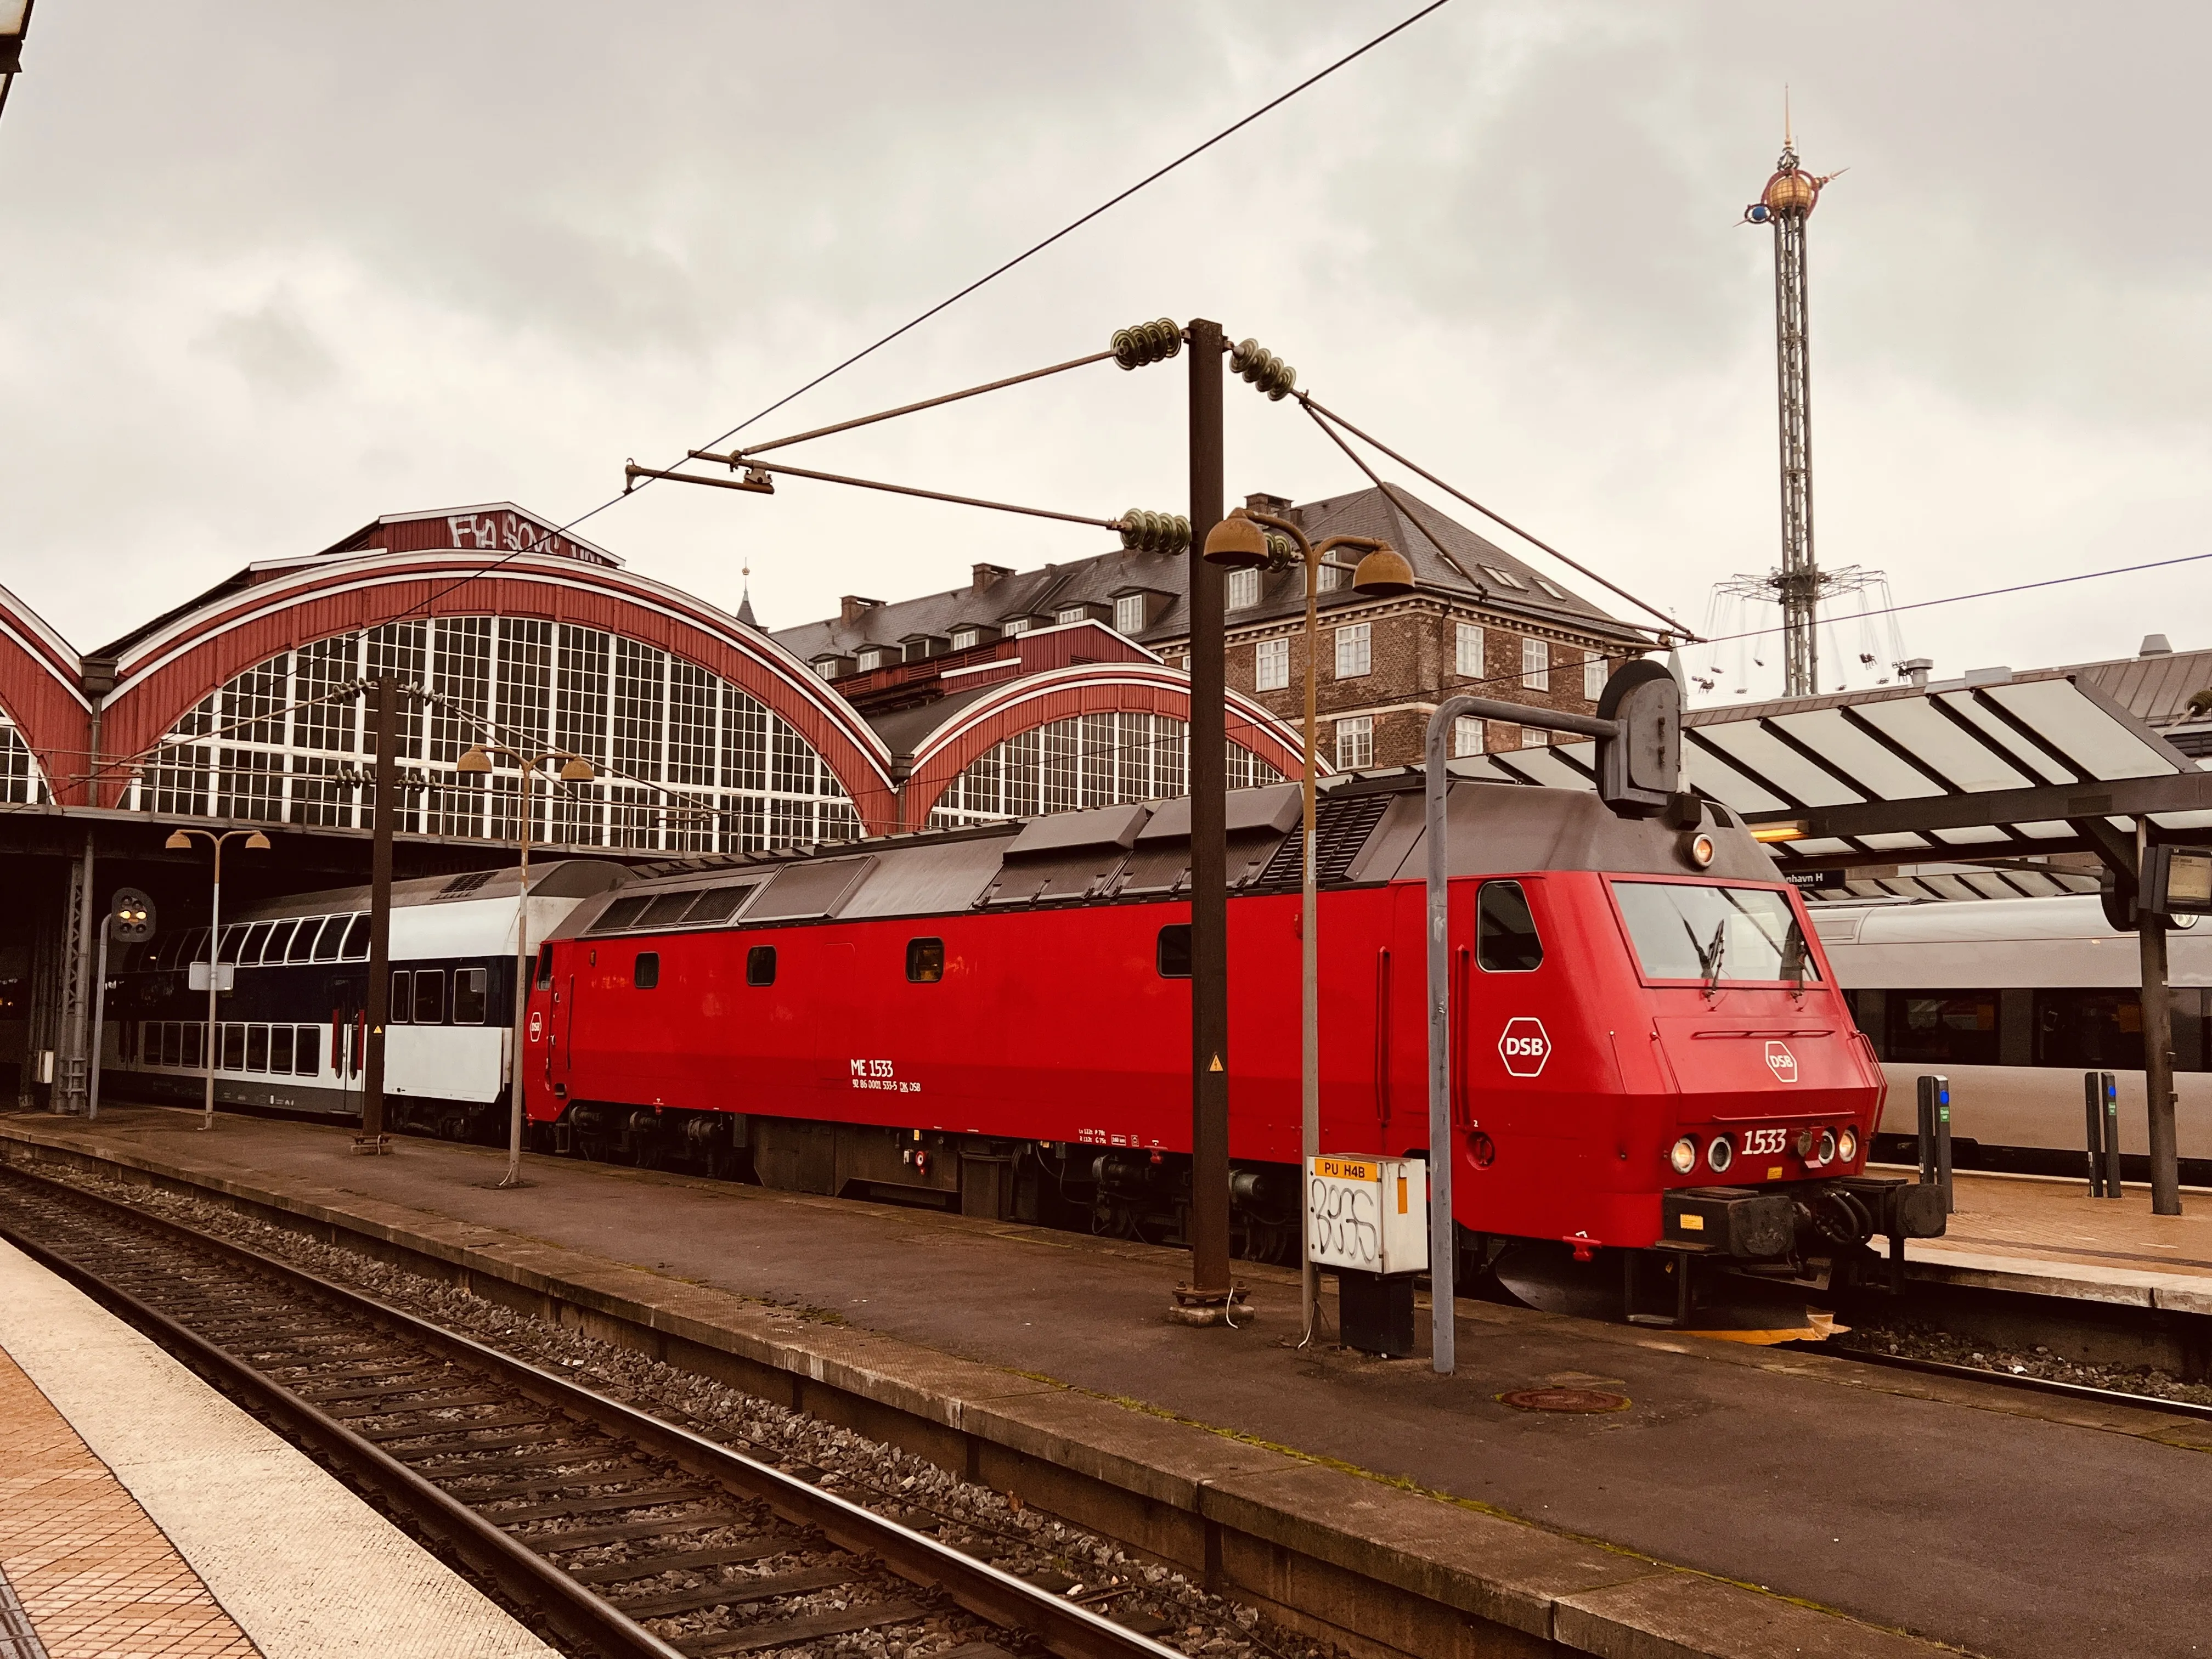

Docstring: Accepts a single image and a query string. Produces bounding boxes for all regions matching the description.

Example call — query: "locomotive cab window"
[1611,881,1819,983]
[535,944,555,989]
[906,938,945,983]
[635,952,661,990]
[1156,923,1193,979]
[388,971,411,1023]
[1476,882,1543,972]
[746,946,776,986]
[453,968,488,1024]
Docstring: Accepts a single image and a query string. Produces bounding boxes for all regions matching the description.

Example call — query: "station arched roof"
[900,660,1314,826]
[0,577,84,802]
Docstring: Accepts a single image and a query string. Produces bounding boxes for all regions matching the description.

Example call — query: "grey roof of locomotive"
[540,774,1782,942]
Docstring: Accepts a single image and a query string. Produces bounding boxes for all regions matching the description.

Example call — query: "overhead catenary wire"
[358,0,1459,636]
[647,457,1126,532]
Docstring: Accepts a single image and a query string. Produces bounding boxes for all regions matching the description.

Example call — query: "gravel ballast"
[19,1162,1339,1659]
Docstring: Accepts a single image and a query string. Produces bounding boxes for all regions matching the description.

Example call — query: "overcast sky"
[1,2,2205,704]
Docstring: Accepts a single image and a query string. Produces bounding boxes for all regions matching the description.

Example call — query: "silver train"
[1813,894,2212,1182]
[101,862,622,1136]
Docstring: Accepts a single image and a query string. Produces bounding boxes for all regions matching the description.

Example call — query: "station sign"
[1306,1154,1429,1276]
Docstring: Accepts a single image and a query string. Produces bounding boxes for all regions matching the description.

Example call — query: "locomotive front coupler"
[1660,1176,1948,1280]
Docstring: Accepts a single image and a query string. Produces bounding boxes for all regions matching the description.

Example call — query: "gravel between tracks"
[20,1163,1343,1659]
[1830,1317,2212,1409]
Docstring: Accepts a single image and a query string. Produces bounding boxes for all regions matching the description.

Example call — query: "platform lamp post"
[1202,510,1414,1344]
[455,742,596,1189]
[163,826,270,1131]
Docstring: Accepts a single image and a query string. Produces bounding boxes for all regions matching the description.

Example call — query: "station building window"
[1452,716,1484,758]
[1113,595,1147,635]
[634,952,660,990]
[1334,623,1371,680]
[1584,652,1609,701]
[1521,637,1550,691]
[746,945,777,986]
[1334,716,1373,770]
[929,714,1281,830]
[128,618,859,854]
[1455,623,1483,679]
[1227,568,1260,611]
[906,938,945,983]
[1476,881,1543,972]
[1255,637,1289,692]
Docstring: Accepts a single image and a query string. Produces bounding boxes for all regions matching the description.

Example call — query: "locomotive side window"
[453,968,488,1024]
[1156,924,1193,978]
[746,946,777,987]
[389,970,412,1023]
[1476,882,1543,973]
[413,970,448,1024]
[635,952,661,990]
[1611,882,1819,983]
[906,938,945,983]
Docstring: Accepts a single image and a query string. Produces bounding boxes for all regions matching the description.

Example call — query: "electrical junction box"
[1306,1154,1429,1276]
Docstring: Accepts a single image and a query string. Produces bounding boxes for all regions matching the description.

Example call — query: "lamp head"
[244,831,272,850]
[164,830,191,850]
[558,757,596,783]
[1201,512,1269,572]
[1351,543,1416,597]
[455,744,494,774]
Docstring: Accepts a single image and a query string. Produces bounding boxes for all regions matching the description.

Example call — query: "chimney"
[971,563,1013,594]
[839,595,884,626]
[2141,633,2175,658]
[1244,493,1293,515]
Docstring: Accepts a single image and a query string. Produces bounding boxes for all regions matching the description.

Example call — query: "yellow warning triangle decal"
[1208,1054,1224,1071]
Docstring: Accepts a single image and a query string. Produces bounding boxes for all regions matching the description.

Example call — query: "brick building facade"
[772,484,1661,773]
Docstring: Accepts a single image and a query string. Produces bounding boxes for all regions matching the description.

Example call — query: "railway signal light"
[1119,509,1190,555]
[1110,317,1182,369]
[1230,338,1297,401]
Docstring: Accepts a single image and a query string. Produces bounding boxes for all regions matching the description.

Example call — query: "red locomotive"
[523,772,1944,1313]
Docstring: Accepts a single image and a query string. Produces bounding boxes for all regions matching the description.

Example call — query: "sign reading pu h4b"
[1499,1017,1551,1077]
[1765,1041,1799,1084]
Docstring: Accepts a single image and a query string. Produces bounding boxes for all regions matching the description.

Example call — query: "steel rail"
[0,1167,1180,1659]
[1804,1340,2212,1423]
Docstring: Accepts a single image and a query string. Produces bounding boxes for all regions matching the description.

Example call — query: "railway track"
[0,1165,1181,1659]
[1801,1340,2212,1422]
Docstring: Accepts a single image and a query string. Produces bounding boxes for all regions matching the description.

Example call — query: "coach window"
[1476,882,1543,972]
[270,1026,296,1074]
[241,922,274,963]
[221,1024,246,1070]
[389,970,412,1023]
[310,916,345,961]
[341,913,371,960]
[286,919,319,962]
[413,969,447,1025]
[906,938,945,983]
[245,1025,269,1073]
[746,946,776,986]
[1892,991,2001,1068]
[267,919,301,963]
[635,952,661,990]
[453,968,488,1024]
[217,926,246,965]
[1156,924,1193,978]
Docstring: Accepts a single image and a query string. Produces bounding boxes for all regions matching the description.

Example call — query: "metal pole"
[1300,545,1321,1343]
[2140,917,2181,1216]
[201,840,221,1131]
[499,759,535,1188]
[1423,695,1476,1376]
[64,827,96,1113]
[359,675,397,1152]
[87,915,110,1122]
[2083,1071,2105,1197]
[1183,317,1232,1312]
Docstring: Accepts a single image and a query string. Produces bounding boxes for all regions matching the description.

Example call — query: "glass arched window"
[127,618,860,853]
[0,707,48,805]
[928,712,1282,829]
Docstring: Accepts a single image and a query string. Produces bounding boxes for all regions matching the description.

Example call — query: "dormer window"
[1057,605,1090,625]
[950,628,980,650]
[856,647,887,672]
[1003,617,1030,637]
[1113,594,1147,635]
[1227,568,1260,610]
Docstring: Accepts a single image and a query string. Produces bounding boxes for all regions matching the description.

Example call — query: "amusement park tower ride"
[1743,118,1838,697]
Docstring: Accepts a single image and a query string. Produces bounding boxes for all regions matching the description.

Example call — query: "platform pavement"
[6,1108,2211,1659]
[0,1231,558,1659]
[1884,1164,2212,1313]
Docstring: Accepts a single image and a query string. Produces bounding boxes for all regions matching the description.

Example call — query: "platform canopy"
[1454,669,2212,871]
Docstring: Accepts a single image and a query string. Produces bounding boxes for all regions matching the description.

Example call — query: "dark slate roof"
[769,484,1654,664]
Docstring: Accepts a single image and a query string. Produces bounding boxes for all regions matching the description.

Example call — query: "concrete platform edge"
[0,1121,1963,1659]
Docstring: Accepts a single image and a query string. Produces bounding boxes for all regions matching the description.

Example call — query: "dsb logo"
[1498,1017,1551,1078]
[1764,1041,1799,1084]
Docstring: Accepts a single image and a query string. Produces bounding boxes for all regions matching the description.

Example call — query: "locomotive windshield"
[1610,882,1819,984]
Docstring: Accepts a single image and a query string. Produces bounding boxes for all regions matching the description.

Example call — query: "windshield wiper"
[1700,919,1728,1000]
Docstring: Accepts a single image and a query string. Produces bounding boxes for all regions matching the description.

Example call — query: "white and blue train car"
[105,861,624,1137]
[1814,893,2212,1184]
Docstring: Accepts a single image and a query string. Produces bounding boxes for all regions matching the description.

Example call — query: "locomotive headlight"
[1669,1135,1699,1175]
[1837,1126,1859,1164]
[1815,1128,1838,1166]
[1707,1135,1735,1173]
[1683,832,1717,870]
